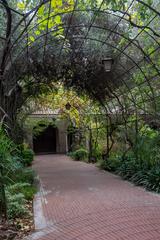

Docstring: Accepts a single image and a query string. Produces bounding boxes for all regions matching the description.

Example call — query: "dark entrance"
[33,125,57,154]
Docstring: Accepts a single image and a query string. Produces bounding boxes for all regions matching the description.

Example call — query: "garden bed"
[0,129,36,240]
[0,200,34,240]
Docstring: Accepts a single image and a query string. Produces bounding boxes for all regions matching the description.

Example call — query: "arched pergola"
[0,0,159,142]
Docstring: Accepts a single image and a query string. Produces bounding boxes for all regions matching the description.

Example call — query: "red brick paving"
[33,154,160,240]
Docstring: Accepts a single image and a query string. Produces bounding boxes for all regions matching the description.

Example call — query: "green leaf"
[51,0,57,8]
[48,19,54,28]
[54,15,62,24]
[51,0,63,8]
[29,36,35,42]
[35,30,41,35]
[57,0,63,7]
[38,5,45,16]
[148,46,155,55]
[17,2,25,10]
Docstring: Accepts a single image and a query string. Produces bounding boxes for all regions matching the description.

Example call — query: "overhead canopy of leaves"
[0,0,159,131]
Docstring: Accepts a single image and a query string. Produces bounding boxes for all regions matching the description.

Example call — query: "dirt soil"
[0,200,34,240]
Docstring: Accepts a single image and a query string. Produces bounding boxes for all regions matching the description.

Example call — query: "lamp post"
[102,58,114,72]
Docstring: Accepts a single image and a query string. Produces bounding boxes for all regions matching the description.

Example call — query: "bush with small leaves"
[7,182,36,201]
[6,192,29,219]
[143,166,160,193]
[70,148,89,161]
[12,168,36,185]
[21,148,34,167]
[98,155,125,172]
[97,159,109,170]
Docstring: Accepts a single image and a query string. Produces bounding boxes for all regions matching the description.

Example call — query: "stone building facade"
[25,110,70,154]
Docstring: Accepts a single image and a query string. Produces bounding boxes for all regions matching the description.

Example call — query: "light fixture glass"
[102,58,114,72]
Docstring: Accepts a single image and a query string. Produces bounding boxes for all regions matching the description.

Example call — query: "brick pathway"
[31,154,160,240]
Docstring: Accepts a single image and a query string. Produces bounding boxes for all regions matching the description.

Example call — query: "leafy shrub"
[8,182,36,200]
[21,148,34,167]
[129,166,160,193]
[0,128,18,220]
[129,169,148,186]
[22,168,36,184]
[98,155,126,172]
[11,155,24,169]
[116,156,139,180]
[0,129,36,220]
[143,166,160,193]
[106,156,122,171]
[0,129,18,178]
[99,150,160,194]
[6,192,29,219]
[70,148,89,161]
[97,159,109,170]
[12,168,36,185]
[91,145,103,162]
[131,128,160,167]
[21,185,37,200]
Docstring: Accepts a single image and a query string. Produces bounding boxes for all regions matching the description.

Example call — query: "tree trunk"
[0,87,15,139]
[0,88,23,144]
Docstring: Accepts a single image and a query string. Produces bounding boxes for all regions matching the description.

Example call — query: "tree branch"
[0,0,12,76]
[115,9,160,38]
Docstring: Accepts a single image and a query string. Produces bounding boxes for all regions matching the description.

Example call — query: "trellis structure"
[0,0,160,142]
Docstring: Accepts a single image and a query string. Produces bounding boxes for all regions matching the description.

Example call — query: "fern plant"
[0,128,17,222]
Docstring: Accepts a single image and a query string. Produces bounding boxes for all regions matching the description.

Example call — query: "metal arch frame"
[11,22,155,68]
[0,4,158,98]
[6,21,159,110]
[9,13,159,75]
[4,15,160,114]
[1,0,160,20]
[9,48,149,120]
[1,5,158,65]
[10,22,159,108]
[1,0,159,60]
[10,8,160,50]
[0,0,160,119]
[5,50,159,109]
[3,7,159,95]
[8,27,148,97]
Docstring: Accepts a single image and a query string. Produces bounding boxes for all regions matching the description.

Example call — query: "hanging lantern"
[101,58,114,72]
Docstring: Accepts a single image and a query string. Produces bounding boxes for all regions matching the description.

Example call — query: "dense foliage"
[69,148,89,161]
[30,81,160,193]
[95,124,160,193]
[0,128,35,223]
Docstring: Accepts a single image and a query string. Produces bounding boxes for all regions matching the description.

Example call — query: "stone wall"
[25,115,69,154]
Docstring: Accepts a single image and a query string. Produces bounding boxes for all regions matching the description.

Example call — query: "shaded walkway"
[32,155,160,240]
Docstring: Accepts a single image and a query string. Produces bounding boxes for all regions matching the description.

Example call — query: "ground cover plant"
[0,127,35,239]
[98,124,160,193]
[69,148,89,162]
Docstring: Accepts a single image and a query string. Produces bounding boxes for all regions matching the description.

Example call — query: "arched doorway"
[33,125,57,154]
